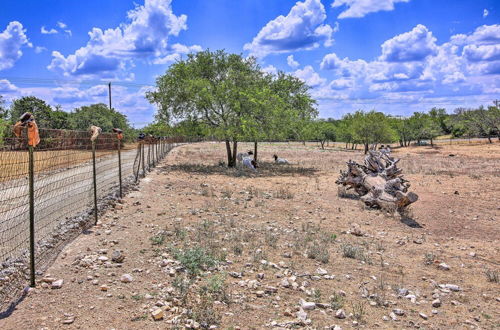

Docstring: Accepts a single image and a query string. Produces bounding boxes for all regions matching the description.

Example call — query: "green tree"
[453,106,498,143]
[147,50,317,166]
[487,105,500,140]
[9,96,54,128]
[50,105,71,129]
[171,117,210,139]
[337,114,356,149]
[351,111,396,154]
[148,50,258,167]
[0,117,7,146]
[0,96,7,120]
[269,72,317,145]
[388,116,413,147]
[310,120,336,149]
[239,75,285,160]
[142,121,172,137]
[70,103,130,132]
[428,108,451,134]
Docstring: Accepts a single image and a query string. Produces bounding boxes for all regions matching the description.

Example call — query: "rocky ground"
[0,141,498,329]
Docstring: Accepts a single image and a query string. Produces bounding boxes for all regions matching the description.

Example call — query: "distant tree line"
[329,105,499,153]
[282,105,499,153]
[0,95,135,141]
[143,103,500,155]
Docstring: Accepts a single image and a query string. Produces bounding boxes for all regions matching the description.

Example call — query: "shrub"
[172,246,219,276]
[485,269,499,283]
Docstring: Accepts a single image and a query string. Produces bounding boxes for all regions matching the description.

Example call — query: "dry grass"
[2,141,499,329]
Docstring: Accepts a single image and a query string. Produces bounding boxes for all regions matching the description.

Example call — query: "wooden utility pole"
[108,82,112,109]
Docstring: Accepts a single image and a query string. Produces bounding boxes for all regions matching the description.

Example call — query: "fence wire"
[0,125,181,312]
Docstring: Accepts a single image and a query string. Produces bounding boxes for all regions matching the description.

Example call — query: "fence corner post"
[117,137,122,199]
[28,144,35,287]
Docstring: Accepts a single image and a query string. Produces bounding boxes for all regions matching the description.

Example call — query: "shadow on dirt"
[400,216,423,228]
[162,162,318,177]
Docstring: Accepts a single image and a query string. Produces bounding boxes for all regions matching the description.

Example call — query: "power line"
[1,76,155,88]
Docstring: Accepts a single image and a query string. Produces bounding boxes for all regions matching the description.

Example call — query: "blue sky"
[0,0,499,127]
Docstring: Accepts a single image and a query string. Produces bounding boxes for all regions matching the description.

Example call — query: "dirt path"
[1,142,498,329]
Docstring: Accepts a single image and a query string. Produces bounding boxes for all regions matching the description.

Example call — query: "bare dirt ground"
[1,141,498,329]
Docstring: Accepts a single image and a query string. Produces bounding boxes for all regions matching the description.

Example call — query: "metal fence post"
[152,140,156,167]
[92,141,98,224]
[117,137,122,198]
[141,141,146,177]
[148,141,151,169]
[28,144,35,287]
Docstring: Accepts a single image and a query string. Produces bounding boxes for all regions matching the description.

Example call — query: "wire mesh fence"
[0,124,182,312]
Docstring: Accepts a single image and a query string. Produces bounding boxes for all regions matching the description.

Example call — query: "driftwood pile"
[336,150,418,212]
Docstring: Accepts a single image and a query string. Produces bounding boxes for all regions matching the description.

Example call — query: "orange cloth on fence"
[12,120,40,147]
[117,132,123,140]
[27,121,40,147]
[13,121,24,137]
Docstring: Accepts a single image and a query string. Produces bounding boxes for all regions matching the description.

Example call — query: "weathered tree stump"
[336,150,418,212]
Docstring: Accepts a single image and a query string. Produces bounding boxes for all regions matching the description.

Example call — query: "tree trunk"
[364,143,369,154]
[345,142,348,149]
[254,141,258,163]
[320,140,325,149]
[430,138,434,147]
[231,141,238,166]
[336,150,418,212]
[225,140,233,167]
[487,134,492,143]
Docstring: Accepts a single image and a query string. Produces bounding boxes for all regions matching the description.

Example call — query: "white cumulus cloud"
[331,0,409,19]
[0,21,32,71]
[41,26,58,34]
[0,79,18,92]
[262,65,278,75]
[380,24,438,62]
[48,0,191,77]
[463,44,500,62]
[294,65,326,87]
[287,55,300,68]
[35,46,47,53]
[153,43,202,64]
[244,0,335,58]
[483,9,489,18]
[318,24,500,103]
